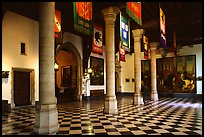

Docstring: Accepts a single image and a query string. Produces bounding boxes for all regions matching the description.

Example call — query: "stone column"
[150,42,159,101]
[102,7,120,114]
[33,2,59,134]
[132,29,144,105]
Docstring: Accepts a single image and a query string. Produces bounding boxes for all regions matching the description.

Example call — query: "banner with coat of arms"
[92,24,103,55]
[160,6,166,48]
[55,9,61,33]
[54,9,62,54]
[119,39,126,62]
[126,2,142,26]
[120,13,130,52]
[73,2,93,36]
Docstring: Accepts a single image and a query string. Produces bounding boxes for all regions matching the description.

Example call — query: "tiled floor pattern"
[2,96,202,135]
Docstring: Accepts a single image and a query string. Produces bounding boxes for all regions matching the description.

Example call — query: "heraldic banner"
[73,2,93,36]
[92,24,103,55]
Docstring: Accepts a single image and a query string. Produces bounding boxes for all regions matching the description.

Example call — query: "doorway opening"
[55,42,82,102]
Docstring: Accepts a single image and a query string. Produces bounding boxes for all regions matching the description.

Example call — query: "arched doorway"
[55,42,82,102]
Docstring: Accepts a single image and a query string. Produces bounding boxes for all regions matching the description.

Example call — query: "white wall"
[120,52,146,93]
[121,54,134,93]
[179,44,202,94]
[63,32,83,60]
[2,11,39,103]
[120,44,202,94]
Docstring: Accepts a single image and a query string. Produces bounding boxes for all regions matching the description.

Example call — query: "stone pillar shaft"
[39,2,56,104]
[132,29,144,105]
[105,18,115,97]
[150,42,159,101]
[102,7,120,114]
[34,2,59,134]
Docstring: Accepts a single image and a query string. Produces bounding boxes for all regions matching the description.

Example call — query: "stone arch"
[56,42,83,101]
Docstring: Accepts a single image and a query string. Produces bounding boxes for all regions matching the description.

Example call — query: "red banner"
[54,10,62,46]
[54,9,61,33]
[76,2,92,21]
[119,40,126,62]
[126,2,142,26]
[73,2,93,35]
[119,48,126,62]
[92,24,103,55]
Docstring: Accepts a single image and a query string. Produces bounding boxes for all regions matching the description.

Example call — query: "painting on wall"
[142,55,196,93]
[61,65,72,87]
[158,55,196,93]
[90,56,104,85]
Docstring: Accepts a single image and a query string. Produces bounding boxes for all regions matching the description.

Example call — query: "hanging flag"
[119,39,126,62]
[55,9,61,33]
[143,35,149,59]
[73,2,93,36]
[92,24,103,55]
[160,6,166,48]
[54,9,62,53]
[126,2,142,26]
[120,13,130,52]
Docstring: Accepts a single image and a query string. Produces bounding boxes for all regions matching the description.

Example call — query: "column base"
[104,96,118,114]
[33,102,59,135]
[151,90,158,101]
[133,94,144,105]
[77,94,82,101]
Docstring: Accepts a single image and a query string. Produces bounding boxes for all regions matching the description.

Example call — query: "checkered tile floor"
[2,95,202,135]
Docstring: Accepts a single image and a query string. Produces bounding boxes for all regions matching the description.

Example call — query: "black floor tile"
[2,96,202,135]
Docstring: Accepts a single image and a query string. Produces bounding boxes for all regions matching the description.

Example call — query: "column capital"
[150,42,159,50]
[132,29,144,41]
[102,7,120,23]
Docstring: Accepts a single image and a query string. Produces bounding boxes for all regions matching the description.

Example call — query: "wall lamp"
[87,68,92,74]
[2,71,9,78]
[54,62,59,71]
[84,68,92,76]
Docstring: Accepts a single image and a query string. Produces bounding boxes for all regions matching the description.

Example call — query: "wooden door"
[14,71,31,106]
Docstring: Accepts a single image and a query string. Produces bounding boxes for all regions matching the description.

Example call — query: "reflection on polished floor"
[2,94,202,135]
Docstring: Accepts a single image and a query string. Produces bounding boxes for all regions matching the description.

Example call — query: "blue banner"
[120,13,130,52]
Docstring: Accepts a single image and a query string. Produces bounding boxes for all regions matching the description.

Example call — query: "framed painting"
[61,65,72,87]
[90,56,104,85]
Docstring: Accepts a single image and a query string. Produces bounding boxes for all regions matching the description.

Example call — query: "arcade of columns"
[34,2,158,134]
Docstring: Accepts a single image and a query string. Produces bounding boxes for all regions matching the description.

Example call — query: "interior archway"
[55,42,83,102]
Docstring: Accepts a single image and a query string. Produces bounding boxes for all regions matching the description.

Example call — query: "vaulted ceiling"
[2,2,202,49]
